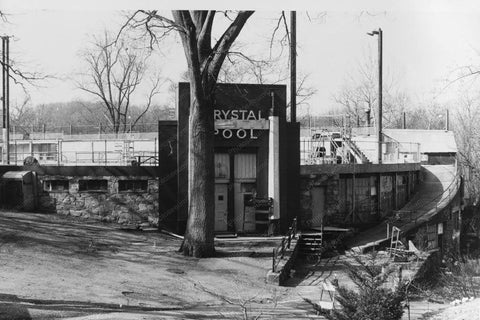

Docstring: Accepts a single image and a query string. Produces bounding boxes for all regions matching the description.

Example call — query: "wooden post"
[272,249,276,272]
[57,139,60,166]
[104,139,107,165]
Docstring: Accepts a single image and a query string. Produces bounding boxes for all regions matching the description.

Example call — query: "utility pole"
[2,36,10,164]
[445,109,449,131]
[368,28,383,164]
[290,11,296,123]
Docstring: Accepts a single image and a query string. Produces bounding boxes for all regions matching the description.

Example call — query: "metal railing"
[389,165,461,229]
[3,150,158,166]
[11,122,160,139]
[272,218,297,272]
[300,136,421,165]
[0,138,159,166]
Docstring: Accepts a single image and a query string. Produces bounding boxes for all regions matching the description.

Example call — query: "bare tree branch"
[77,30,162,134]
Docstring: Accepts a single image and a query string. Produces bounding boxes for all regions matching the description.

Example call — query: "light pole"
[2,36,9,164]
[290,11,296,123]
[367,28,383,164]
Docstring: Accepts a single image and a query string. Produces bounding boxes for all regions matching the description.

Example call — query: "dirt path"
[421,299,480,320]
[0,210,322,319]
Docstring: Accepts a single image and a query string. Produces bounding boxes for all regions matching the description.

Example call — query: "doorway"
[233,153,257,233]
[311,186,326,228]
[214,183,228,232]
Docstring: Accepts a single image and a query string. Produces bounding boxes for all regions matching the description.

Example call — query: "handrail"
[391,164,461,230]
[272,217,297,272]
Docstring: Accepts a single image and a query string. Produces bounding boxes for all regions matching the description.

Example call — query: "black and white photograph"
[0,0,479,319]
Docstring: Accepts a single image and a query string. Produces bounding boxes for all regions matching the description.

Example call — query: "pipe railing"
[272,218,297,273]
[300,137,420,165]
[389,165,461,231]
[3,150,158,166]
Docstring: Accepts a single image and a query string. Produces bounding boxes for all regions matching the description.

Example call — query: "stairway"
[298,232,323,260]
[346,139,371,163]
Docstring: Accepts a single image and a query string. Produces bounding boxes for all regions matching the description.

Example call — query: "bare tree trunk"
[181,89,215,257]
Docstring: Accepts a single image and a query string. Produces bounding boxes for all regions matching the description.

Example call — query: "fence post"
[272,249,276,272]
[104,139,107,165]
[154,137,157,163]
[57,139,60,166]
[287,227,292,249]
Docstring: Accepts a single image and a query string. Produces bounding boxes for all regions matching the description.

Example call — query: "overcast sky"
[3,0,480,116]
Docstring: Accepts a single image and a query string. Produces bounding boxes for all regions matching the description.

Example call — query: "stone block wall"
[38,176,159,226]
[299,164,421,230]
[300,173,340,228]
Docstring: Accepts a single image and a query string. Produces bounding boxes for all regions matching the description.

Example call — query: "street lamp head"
[367,30,380,36]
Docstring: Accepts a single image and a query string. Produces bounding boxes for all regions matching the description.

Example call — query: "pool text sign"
[214,109,269,139]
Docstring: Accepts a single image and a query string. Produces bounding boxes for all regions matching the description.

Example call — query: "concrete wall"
[409,185,463,257]
[299,163,421,230]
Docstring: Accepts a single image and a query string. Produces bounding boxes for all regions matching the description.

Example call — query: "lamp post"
[2,36,9,164]
[367,28,383,164]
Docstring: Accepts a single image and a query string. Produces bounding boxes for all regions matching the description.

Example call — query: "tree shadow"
[282,255,344,287]
[0,293,185,316]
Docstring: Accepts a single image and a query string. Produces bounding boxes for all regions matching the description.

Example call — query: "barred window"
[118,180,148,192]
[44,180,69,192]
[79,179,108,192]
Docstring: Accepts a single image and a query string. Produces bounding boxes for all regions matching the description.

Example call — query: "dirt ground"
[0,210,324,319]
[423,299,480,320]
[2,209,467,320]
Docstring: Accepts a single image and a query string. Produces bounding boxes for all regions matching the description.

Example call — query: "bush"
[437,256,480,300]
[307,253,406,320]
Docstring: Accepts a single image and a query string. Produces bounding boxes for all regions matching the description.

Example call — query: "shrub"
[307,253,406,320]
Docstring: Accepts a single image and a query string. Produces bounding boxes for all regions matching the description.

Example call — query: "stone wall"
[300,173,340,228]
[410,188,462,257]
[299,163,421,230]
[38,175,159,226]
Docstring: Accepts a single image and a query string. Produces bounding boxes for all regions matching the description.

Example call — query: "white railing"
[300,136,421,165]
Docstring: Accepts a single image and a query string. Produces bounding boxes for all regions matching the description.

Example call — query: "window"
[118,180,148,192]
[79,179,108,192]
[44,180,69,192]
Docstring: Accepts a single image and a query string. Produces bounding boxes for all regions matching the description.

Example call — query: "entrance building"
[158,83,300,235]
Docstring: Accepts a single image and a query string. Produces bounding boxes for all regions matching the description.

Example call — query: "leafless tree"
[122,10,253,257]
[452,95,480,205]
[333,55,408,129]
[78,31,162,134]
[220,42,317,110]
[0,12,50,99]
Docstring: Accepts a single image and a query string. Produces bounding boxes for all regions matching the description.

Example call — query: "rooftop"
[384,129,457,154]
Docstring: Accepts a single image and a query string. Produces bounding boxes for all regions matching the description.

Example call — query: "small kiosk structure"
[158,83,300,235]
